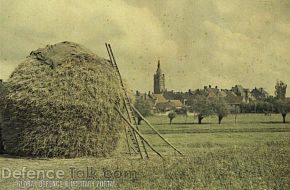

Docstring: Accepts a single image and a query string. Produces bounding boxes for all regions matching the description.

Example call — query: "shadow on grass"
[172,122,213,125]
[260,121,290,124]
[0,154,50,160]
[151,122,213,126]
[151,121,290,126]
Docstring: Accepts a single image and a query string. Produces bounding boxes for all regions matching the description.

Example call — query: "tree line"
[134,81,290,125]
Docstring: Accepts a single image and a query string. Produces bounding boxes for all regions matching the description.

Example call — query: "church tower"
[154,60,165,94]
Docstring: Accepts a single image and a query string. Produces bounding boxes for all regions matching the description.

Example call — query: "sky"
[0,0,289,95]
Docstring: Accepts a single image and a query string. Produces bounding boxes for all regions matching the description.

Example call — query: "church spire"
[156,60,162,75]
[154,60,165,94]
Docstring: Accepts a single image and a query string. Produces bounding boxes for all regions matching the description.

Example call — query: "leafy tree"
[168,111,176,125]
[188,95,213,124]
[274,99,290,123]
[211,97,230,124]
[255,100,273,113]
[274,81,289,123]
[134,97,153,125]
[229,105,241,124]
[275,81,287,100]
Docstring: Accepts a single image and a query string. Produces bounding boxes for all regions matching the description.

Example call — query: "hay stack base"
[0,130,3,154]
[0,81,5,154]
[1,41,125,158]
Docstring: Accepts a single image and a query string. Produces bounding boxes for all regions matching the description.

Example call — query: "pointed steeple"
[156,60,162,75]
[154,59,165,94]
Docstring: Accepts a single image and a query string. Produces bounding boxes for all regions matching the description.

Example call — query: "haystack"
[1,41,125,158]
[0,80,5,154]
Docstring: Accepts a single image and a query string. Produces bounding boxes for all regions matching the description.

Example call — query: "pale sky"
[0,0,289,95]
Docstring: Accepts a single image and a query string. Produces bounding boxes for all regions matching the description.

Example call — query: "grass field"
[0,114,289,189]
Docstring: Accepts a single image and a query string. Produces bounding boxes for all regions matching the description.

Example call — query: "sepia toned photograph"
[0,0,289,189]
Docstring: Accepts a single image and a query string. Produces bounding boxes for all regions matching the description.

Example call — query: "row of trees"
[134,81,290,125]
[134,95,231,125]
[188,81,290,124]
[187,96,230,124]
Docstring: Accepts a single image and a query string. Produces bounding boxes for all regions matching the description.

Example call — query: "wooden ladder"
[105,43,149,159]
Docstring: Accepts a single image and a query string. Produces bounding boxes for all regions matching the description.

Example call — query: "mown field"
[0,114,289,190]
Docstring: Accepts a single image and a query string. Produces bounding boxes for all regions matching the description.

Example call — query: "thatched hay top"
[8,41,121,104]
[1,41,125,158]
[29,41,94,66]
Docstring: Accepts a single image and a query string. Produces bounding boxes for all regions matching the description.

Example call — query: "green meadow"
[0,114,289,190]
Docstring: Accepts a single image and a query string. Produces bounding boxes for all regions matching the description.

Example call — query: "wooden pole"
[105,43,114,67]
[132,106,184,156]
[107,43,149,159]
[115,107,164,160]
[105,43,131,154]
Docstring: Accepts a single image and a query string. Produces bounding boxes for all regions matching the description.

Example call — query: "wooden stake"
[115,107,164,160]
[132,106,184,156]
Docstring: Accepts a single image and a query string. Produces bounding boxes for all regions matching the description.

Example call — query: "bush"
[168,111,177,124]
[134,97,152,125]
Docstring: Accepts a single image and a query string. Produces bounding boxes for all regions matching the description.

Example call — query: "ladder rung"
[130,147,138,153]
[107,43,148,159]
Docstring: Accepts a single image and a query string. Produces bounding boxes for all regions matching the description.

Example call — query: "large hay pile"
[1,41,125,158]
[0,81,4,154]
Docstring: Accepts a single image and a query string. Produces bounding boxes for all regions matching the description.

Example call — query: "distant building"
[135,90,185,113]
[149,93,167,104]
[163,90,187,103]
[251,87,269,100]
[203,85,220,98]
[153,60,165,94]
[155,100,183,112]
[136,63,274,114]
[148,93,184,112]
[231,85,256,103]
[221,89,243,106]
